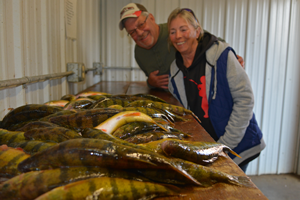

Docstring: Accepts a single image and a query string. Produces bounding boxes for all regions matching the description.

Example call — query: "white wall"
[0,0,299,175]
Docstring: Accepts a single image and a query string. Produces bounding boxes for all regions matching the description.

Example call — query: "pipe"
[103,66,141,70]
[85,67,97,73]
[0,71,74,90]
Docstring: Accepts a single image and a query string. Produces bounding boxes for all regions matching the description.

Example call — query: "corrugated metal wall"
[0,0,101,117]
[0,0,299,175]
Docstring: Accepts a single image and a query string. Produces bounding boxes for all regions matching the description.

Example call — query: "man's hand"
[236,55,245,69]
[148,70,169,89]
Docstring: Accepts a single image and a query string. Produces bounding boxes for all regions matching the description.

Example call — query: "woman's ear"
[196,27,201,38]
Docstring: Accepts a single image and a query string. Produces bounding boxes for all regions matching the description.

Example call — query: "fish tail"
[228,175,255,188]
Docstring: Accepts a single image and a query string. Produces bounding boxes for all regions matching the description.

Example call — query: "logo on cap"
[120,6,135,17]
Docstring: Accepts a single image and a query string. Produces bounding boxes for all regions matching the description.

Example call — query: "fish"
[133,93,167,103]
[0,145,30,178]
[16,121,60,132]
[0,129,26,145]
[125,131,183,144]
[107,104,124,109]
[75,91,111,98]
[161,139,241,165]
[63,99,94,110]
[90,98,131,109]
[84,95,108,101]
[23,127,82,143]
[112,121,190,140]
[126,100,201,123]
[1,104,63,130]
[49,108,120,132]
[8,140,57,155]
[35,177,180,200]
[81,128,155,152]
[38,110,78,122]
[94,111,169,135]
[112,121,161,139]
[177,159,254,187]
[44,100,69,107]
[60,94,76,101]
[17,138,200,185]
[0,167,149,200]
[138,159,254,188]
[121,107,175,123]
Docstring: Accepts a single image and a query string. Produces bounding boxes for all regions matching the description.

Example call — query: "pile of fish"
[0,91,253,200]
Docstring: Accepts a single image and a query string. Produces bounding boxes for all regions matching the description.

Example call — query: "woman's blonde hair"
[167,8,204,46]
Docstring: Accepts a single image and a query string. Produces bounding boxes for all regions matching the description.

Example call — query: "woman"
[167,8,266,172]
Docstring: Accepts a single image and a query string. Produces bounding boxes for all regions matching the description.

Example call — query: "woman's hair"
[167,8,204,43]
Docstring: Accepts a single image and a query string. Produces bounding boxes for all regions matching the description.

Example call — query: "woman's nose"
[175,31,182,38]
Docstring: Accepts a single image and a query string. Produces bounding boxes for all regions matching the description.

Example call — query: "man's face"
[124,14,159,50]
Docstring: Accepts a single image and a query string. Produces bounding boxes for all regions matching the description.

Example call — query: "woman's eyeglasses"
[128,14,149,37]
[180,8,198,23]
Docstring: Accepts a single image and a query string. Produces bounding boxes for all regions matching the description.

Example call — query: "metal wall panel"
[0,0,101,118]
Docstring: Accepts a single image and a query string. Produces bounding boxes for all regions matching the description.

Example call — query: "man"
[119,3,244,90]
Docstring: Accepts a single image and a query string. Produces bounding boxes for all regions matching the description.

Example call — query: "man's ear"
[148,13,155,22]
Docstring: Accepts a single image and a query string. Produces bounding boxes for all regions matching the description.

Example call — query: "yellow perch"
[35,177,180,200]
[95,111,169,134]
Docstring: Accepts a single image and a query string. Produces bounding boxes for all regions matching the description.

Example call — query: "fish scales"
[125,131,181,144]
[9,140,56,155]
[49,108,119,130]
[24,127,81,143]
[1,104,63,130]
[17,138,201,185]
[127,100,201,123]
[0,167,150,200]
[0,145,30,177]
[0,129,26,146]
[35,177,179,200]
[161,140,240,165]
[38,110,77,122]
[16,121,59,132]
[133,94,167,103]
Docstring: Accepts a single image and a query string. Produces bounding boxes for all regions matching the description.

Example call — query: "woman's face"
[169,16,199,56]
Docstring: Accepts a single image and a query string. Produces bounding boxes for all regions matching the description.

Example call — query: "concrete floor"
[248,174,300,200]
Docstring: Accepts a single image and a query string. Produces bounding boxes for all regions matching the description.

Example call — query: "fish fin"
[229,150,241,158]
[171,162,202,186]
[154,123,169,132]
[192,113,202,124]
[229,175,256,188]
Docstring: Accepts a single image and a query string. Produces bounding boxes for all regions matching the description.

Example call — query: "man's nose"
[136,28,144,36]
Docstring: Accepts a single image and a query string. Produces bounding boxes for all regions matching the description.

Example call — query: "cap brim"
[119,10,142,30]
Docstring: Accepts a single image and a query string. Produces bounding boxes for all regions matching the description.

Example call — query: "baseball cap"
[119,3,148,30]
